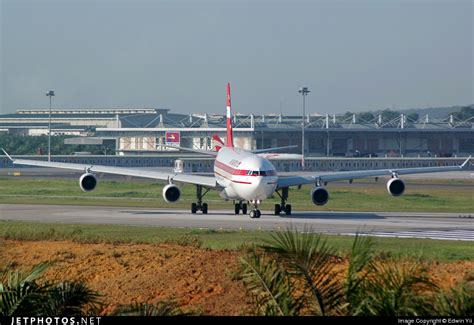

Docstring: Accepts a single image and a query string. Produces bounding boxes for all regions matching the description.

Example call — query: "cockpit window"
[245,170,276,176]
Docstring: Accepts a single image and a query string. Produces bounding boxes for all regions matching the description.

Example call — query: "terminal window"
[309,138,324,150]
[459,139,474,152]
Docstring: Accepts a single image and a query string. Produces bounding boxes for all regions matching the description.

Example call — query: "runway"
[1,204,473,241]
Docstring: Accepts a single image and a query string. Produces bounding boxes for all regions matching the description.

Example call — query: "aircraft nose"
[254,176,264,186]
[247,176,273,200]
[253,176,268,189]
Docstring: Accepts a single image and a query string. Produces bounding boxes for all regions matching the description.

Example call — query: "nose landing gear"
[248,200,261,219]
[249,209,261,218]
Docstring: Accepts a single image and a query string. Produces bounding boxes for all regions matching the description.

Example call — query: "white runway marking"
[344,230,474,241]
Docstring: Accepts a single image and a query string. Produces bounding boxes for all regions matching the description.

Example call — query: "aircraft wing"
[252,145,298,154]
[162,144,298,156]
[167,144,299,156]
[277,156,471,189]
[161,144,217,156]
[257,153,303,160]
[3,150,217,188]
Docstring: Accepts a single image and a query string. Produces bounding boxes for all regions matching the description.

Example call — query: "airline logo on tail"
[226,83,234,148]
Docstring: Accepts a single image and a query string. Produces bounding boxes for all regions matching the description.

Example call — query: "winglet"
[460,155,471,168]
[1,148,14,162]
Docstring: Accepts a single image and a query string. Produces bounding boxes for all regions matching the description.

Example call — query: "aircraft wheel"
[191,203,197,214]
[274,204,281,215]
[202,203,208,214]
[255,210,261,218]
[242,204,247,215]
[249,210,256,218]
[285,204,292,216]
[234,204,240,214]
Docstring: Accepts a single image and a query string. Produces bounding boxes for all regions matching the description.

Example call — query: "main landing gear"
[274,187,292,215]
[191,185,210,214]
[234,201,248,215]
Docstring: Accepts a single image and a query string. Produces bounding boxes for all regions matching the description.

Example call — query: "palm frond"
[356,258,437,316]
[260,227,345,315]
[1,263,102,316]
[240,248,302,316]
[0,263,52,316]
[434,282,474,316]
[345,232,375,314]
[42,281,102,316]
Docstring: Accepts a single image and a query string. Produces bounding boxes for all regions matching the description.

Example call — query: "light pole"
[46,90,55,162]
[298,87,310,170]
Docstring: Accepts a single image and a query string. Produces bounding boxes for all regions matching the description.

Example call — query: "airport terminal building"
[1,107,472,159]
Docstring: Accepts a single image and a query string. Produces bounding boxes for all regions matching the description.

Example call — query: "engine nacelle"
[386,178,405,197]
[79,173,97,192]
[311,187,329,206]
[162,184,181,203]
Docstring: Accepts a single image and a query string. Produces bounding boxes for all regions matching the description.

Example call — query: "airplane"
[2,83,471,218]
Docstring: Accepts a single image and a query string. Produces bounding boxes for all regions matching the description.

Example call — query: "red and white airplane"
[2,83,471,218]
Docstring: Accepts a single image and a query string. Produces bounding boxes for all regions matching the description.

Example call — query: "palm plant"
[434,282,474,316]
[0,262,101,316]
[0,263,52,316]
[354,257,437,316]
[240,227,345,316]
[239,228,455,316]
[345,233,375,315]
[43,281,102,316]
[240,248,302,315]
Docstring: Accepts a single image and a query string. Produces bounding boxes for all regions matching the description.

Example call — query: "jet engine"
[311,187,329,206]
[79,173,97,192]
[386,178,405,197]
[162,184,181,203]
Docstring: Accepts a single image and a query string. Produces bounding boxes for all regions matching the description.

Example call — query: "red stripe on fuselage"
[214,160,276,177]
[215,160,247,175]
[214,171,252,184]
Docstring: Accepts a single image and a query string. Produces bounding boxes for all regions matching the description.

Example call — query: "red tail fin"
[212,134,224,152]
[226,82,234,148]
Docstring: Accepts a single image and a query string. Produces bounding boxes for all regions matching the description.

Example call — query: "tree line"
[342,105,473,123]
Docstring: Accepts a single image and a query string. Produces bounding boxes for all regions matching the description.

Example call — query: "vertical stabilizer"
[226,83,234,147]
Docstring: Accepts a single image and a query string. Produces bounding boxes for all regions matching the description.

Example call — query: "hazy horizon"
[1,0,472,115]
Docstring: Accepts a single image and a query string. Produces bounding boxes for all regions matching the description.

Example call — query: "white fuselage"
[214,147,278,201]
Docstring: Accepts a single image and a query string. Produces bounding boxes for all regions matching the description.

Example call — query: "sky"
[1,0,472,115]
